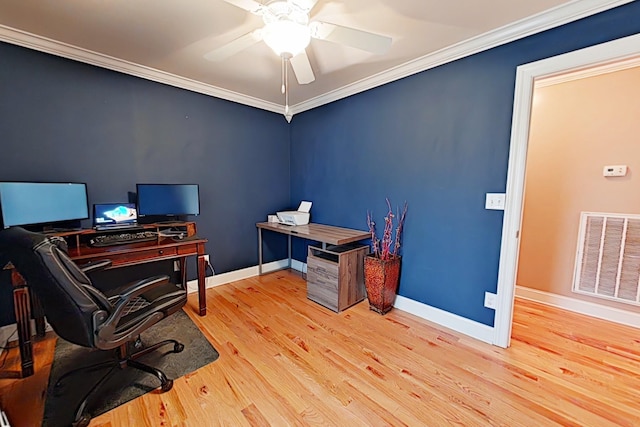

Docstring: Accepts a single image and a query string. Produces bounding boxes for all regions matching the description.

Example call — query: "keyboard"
[94,224,143,231]
[89,231,157,247]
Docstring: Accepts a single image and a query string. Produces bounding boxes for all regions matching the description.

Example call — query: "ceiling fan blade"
[204,29,263,62]
[290,50,316,84]
[222,0,264,14]
[310,22,392,55]
[290,0,320,13]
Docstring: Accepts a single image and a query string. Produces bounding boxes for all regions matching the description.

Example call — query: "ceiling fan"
[205,0,392,116]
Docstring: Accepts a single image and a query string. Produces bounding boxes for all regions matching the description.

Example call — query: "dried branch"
[367,210,380,258]
[367,199,408,260]
[393,201,408,257]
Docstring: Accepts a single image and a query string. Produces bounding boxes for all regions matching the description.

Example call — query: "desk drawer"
[307,254,339,311]
[109,246,179,266]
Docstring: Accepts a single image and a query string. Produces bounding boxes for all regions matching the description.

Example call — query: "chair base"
[54,338,184,427]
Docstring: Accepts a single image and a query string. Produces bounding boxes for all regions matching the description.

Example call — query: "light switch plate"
[485,193,505,210]
[484,291,497,309]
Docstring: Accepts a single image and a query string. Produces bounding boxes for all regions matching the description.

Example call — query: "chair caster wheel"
[72,415,91,427]
[174,343,185,353]
[161,378,174,392]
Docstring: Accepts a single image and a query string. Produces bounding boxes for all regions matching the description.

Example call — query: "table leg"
[258,228,263,275]
[31,292,46,337]
[12,285,34,378]
[288,234,292,269]
[197,243,207,316]
[179,258,187,288]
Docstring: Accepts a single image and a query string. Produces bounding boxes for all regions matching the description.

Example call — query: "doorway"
[492,32,640,348]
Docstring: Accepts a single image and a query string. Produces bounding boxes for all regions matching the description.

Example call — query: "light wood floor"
[1,270,639,426]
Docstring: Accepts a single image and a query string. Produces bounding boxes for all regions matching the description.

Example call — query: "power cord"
[0,328,17,350]
[0,328,18,370]
[205,256,215,276]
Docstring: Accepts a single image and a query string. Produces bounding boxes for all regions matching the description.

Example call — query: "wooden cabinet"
[306,243,368,312]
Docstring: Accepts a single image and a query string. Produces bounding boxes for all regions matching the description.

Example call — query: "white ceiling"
[0,0,630,119]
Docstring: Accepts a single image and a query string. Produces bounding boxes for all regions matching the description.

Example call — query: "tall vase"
[363,255,401,315]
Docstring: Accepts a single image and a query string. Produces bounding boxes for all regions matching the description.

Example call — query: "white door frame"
[492,32,640,348]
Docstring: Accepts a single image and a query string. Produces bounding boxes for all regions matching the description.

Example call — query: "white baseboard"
[516,286,640,328]
[393,295,495,344]
[186,259,496,344]
[288,261,495,344]
[0,321,54,358]
[291,259,306,273]
[0,324,17,358]
[186,259,291,292]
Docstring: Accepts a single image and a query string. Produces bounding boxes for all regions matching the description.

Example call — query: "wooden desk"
[256,222,370,274]
[6,222,207,378]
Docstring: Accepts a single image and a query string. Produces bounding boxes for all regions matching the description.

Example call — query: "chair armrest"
[49,236,68,253]
[79,259,113,274]
[95,275,172,349]
[109,275,171,319]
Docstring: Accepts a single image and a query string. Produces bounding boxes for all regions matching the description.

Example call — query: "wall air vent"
[573,212,640,305]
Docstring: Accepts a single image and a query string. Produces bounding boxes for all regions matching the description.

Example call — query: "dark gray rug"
[42,310,219,427]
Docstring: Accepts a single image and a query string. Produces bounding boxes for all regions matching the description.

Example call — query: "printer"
[277,201,312,226]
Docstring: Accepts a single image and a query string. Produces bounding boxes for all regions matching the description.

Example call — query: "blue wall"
[2,2,640,329]
[0,42,290,324]
[289,1,640,327]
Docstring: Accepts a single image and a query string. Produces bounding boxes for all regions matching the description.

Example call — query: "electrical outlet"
[203,254,209,263]
[484,291,497,309]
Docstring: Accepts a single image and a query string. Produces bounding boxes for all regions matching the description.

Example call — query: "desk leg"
[258,228,263,275]
[197,242,207,316]
[31,293,46,337]
[288,234,292,269]
[179,257,187,288]
[11,271,34,378]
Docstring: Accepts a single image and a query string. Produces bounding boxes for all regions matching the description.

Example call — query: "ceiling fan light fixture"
[262,20,311,57]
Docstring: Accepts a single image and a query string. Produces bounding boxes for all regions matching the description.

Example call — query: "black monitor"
[0,182,89,230]
[136,184,200,220]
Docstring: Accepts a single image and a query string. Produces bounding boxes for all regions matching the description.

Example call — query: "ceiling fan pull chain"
[281,55,286,94]
[285,57,290,114]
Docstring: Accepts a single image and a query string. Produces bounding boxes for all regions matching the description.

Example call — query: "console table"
[256,222,370,274]
[6,222,207,378]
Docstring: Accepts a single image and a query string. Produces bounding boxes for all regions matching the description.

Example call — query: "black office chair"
[0,227,187,427]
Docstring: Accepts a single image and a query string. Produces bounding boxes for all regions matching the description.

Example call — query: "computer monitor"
[0,182,89,230]
[93,202,138,227]
[136,184,200,219]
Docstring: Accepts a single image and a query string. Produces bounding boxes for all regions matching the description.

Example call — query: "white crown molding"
[0,25,284,115]
[0,0,634,118]
[291,0,635,115]
[535,55,640,87]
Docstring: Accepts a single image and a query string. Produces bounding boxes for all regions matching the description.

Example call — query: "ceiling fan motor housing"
[261,1,311,57]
